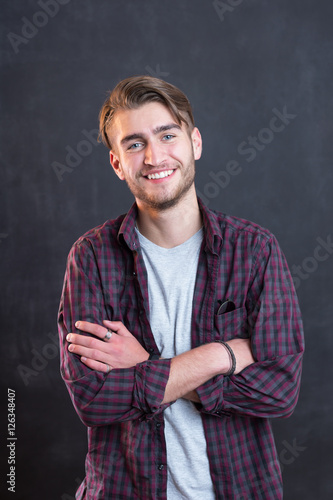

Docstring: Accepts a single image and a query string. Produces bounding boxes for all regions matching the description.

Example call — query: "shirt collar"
[117,196,223,254]
[197,196,223,255]
[117,201,140,251]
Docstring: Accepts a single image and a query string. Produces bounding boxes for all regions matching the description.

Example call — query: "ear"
[109,150,125,180]
[191,127,202,161]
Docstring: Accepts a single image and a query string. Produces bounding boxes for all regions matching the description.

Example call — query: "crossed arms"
[66,319,255,404]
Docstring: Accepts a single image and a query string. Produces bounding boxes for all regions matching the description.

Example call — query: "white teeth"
[147,170,174,180]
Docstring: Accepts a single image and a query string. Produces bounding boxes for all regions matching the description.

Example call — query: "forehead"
[111,102,182,142]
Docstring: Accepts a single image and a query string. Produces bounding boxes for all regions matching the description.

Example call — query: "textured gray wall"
[1,1,332,498]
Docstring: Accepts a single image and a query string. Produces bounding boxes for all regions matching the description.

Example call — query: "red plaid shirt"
[58,197,304,499]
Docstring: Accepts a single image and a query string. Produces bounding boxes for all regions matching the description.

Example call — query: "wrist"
[198,342,231,377]
[215,341,236,376]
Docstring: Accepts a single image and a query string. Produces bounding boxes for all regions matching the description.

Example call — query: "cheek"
[123,160,143,181]
[168,144,190,162]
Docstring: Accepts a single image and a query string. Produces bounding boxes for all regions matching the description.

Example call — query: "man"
[58,75,304,499]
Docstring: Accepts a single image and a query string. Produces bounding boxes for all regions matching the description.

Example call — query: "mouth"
[144,169,176,182]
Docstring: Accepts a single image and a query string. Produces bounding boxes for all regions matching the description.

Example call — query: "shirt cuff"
[132,358,173,419]
[195,374,231,417]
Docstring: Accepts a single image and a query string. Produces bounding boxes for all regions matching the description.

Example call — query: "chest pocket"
[214,306,248,342]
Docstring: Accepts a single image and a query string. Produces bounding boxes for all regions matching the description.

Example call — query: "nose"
[144,141,165,166]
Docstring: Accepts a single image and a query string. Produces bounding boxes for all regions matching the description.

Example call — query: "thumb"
[103,320,132,337]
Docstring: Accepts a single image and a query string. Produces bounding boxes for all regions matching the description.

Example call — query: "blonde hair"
[99,75,195,149]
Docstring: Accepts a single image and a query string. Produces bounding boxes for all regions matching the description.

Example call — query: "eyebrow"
[120,123,181,146]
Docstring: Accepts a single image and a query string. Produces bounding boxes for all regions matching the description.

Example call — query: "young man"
[58,75,304,499]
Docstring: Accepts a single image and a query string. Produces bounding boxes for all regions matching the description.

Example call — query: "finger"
[67,333,108,350]
[75,321,113,341]
[103,320,132,337]
[81,356,111,374]
[68,343,110,365]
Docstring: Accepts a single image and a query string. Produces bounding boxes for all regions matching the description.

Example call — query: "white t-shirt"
[136,226,216,500]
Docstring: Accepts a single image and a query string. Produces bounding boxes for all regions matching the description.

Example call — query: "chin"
[142,185,194,211]
[147,197,180,211]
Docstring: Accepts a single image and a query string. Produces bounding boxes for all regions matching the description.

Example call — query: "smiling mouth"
[145,169,175,180]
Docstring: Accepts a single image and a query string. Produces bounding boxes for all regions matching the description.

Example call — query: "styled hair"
[99,75,195,149]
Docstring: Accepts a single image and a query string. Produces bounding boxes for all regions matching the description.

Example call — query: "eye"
[163,134,174,141]
[128,142,143,150]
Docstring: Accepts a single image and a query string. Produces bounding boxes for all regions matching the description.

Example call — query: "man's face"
[109,102,202,211]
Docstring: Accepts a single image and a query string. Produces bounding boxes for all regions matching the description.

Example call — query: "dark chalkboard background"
[1,1,332,498]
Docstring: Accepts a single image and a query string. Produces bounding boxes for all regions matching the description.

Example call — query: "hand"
[225,338,255,374]
[66,320,149,373]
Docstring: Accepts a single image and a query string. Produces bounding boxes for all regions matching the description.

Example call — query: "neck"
[135,187,202,248]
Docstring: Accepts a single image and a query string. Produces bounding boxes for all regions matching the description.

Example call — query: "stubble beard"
[124,155,196,212]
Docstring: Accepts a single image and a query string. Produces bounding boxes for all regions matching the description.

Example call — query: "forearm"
[161,343,229,404]
[60,340,172,425]
[220,352,304,418]
[59,316,172,425]
[195,347,304,419]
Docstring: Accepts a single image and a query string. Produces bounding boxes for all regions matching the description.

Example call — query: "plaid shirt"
[58,197,304,500]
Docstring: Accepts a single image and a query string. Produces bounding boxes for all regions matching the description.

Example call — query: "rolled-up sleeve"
[58,240,172,427]
[196,234,304,418]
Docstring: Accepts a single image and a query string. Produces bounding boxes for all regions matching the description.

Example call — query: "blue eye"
[163,134,174,140]
[128,142,142,150]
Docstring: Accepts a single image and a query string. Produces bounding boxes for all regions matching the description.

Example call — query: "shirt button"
[133,271,136,276]
[158,464,164,471]
[156,422,161,428]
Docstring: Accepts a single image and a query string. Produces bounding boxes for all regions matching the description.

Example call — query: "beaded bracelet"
[215,340,236,376]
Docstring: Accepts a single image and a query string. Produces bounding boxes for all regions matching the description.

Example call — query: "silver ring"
[104,329,112,341]
[105,364,112,373]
